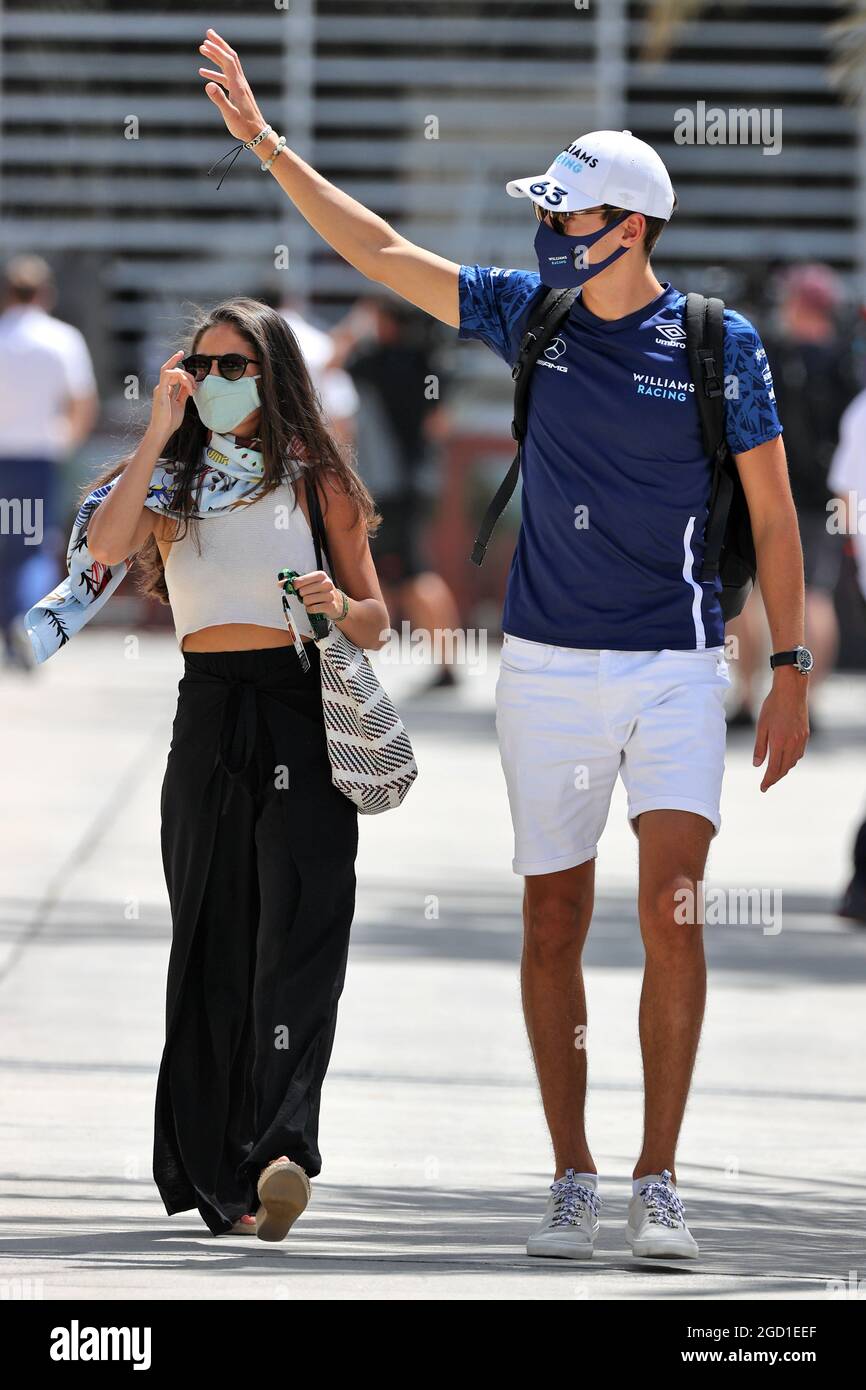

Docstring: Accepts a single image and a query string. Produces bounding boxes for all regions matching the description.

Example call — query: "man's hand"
[198,29,267,143]
[753,670,809,792]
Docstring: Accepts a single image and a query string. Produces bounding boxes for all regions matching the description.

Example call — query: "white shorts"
[495,635,731,877]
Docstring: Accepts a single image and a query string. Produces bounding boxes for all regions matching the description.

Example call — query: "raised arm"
[198,29,461,328]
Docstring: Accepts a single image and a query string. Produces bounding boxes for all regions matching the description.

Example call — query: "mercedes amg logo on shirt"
[539,336,568,373]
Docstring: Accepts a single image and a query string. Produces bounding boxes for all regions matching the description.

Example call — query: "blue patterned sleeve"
[723,310,783,455]
[458,265,545,366]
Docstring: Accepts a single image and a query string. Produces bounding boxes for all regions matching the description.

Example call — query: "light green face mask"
[193,373,261,434]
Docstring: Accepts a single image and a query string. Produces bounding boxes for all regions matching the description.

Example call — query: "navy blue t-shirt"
[458,268,782,650]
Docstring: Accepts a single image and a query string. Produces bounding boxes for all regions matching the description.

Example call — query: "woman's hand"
[149,351,196,446]
[283,571,347,622]
[198,29,268,144]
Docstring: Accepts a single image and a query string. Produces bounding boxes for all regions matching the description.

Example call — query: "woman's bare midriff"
[181,624,314,653]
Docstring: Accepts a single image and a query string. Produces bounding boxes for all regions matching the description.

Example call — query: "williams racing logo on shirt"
[633,373,695,402]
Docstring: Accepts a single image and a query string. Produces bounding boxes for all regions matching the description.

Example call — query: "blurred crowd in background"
[3,249,866,686]
[2,247,866,929]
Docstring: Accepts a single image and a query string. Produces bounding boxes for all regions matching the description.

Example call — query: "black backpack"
[469,288,756,622]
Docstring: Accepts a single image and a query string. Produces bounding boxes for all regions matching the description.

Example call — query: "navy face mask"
[534,210,630,289]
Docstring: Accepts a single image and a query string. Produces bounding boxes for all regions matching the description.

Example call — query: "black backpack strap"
[511,286,579,444]
[470,286,578,566]
[685,293,730,583]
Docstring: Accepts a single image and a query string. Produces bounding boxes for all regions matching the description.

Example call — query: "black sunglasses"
[533,203,610,234]
[182,352,260,382]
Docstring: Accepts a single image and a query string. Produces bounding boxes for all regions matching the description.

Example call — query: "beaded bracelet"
[261,135,288,173]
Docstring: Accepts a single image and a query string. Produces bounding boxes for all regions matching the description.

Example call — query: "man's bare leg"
[633,809,714,1183]
[522,859,596,1179]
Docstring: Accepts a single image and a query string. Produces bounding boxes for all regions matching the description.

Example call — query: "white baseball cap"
[506,129,676,220]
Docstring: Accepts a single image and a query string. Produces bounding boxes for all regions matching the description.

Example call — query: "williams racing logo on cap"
[553,143,601,178]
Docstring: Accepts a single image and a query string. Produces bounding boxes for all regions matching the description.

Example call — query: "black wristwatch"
[769,645,814,675]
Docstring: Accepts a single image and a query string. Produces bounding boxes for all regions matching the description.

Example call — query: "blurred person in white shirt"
[828,388,866,612]
[0,255,99,667]
[828,386,866,924]
[278,295,359,448]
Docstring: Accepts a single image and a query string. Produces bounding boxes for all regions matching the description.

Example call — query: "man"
[332,294,462,691]
[827,388,866,925]
[727,264,858,727]
[197,28,810,1258]
[0,256,98,668]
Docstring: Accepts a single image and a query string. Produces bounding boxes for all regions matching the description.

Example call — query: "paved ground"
[1,627,865,1300]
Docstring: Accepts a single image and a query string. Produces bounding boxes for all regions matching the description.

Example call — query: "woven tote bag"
[304,475,418,814]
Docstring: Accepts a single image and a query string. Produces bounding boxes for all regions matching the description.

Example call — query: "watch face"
[797,646,814,673]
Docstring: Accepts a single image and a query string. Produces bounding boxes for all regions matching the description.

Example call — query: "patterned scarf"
[25,432,279,663]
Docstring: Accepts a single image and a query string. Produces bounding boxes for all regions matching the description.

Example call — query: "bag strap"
[303,472,339,588]
[685,292,731,583]
[470,286,579,566]
[685,292,726,458]
[512,286,579,444]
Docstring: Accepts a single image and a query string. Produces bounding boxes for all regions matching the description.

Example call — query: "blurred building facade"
[2,2,863,388]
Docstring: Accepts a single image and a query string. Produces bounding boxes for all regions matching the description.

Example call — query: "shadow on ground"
[3,882,865,987]
[0,1172,860,1298]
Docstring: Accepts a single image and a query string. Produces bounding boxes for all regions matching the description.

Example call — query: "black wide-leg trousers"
[153,642,359,1235]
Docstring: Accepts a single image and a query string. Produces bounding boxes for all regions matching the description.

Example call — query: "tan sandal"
[255,1158,311,1242]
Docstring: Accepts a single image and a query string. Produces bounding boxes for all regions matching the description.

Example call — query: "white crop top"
[162,479,330,647]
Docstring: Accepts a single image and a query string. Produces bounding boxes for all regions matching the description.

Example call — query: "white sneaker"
[526,1169,601,1259]
[626,1169,699,1258]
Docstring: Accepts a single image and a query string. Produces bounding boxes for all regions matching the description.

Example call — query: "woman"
[85,296,388,1238]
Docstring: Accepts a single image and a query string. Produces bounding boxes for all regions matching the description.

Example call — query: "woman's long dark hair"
[88,296,380,603]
